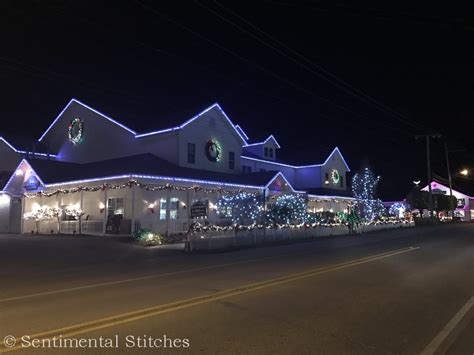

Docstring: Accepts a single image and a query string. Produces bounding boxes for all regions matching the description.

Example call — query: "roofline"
[234,124,249,141]
[34,173,266,190]
[244,134,281,149]
[0,137,58,158]
[40,99,247,144]
[135,103,248,144]
[3,159,45,191]
[422,181,473,199]
[307,194,355,201]
[38,98,137,142]
[323,147,351,172]
[264,172,305,194]
[242,146,350,171]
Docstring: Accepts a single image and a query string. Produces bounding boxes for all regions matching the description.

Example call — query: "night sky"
[1,1,473,200]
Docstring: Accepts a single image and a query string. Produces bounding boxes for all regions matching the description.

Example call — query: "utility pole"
[415,134,441,217]
[444,141,454,218]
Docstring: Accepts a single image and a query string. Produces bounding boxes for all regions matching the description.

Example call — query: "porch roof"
[25,154,282,188]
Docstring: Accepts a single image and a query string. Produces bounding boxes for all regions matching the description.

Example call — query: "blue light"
[244,134,281,149]
[234,125,249,141]
[0,137,58,158]
[38,98,137,142]
[264,172,305,193]
[43,174,265,190]
[2,159,45,192]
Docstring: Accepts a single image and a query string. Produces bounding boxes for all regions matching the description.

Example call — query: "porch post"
[186,189,190,231]
[131,183,136,234]
[20,195,25,235]
[165,187,170,237]
[102,189,108,236]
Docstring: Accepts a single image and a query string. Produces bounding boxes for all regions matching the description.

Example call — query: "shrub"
[133,229,164,246]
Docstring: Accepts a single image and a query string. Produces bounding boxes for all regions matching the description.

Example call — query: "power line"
[203,0,424,131]
[134,0,418,138]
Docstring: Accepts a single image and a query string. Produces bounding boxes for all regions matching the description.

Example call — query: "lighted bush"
[133,229,164,246]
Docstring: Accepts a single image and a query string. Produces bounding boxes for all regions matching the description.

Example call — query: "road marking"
[0,243,412,303]
[420,296,474,355]
[0,246,419,353]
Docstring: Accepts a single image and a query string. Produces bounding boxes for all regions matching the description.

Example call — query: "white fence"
[188,222,414,251]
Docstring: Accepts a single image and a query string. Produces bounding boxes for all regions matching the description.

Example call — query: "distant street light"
[460,169,469,176]
[413,180,421,185]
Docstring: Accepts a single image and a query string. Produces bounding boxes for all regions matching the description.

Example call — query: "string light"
[352,167,385,221]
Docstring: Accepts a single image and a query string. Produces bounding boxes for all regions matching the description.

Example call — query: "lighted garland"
[189,219,409,233]
[23,180,255,199]
[68,118,84,145]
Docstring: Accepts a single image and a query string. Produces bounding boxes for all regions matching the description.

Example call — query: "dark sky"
[1,1,473,200]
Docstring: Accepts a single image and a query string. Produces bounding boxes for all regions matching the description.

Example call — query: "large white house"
[0,99,353,235]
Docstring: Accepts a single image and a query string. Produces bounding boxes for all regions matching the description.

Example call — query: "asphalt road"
[0,224,472,354]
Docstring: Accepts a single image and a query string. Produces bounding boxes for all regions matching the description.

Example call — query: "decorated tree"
[389,202,406,219]
[351,167,384,221]
[216,192,262,225]
[24,206,62,234]
[266,194,307,225]
[64,205,85,234]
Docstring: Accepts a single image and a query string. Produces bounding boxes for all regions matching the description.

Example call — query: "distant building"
[1,99,354,235]
[421,181,474,222]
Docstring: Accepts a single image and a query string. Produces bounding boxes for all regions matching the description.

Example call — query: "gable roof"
[0,136,57,157]
[38,99,247,145]
[422,179,474,198]
[38,98,137,142]
[244,134,281,149]
[242,146,350,171]
[234,125,249,141]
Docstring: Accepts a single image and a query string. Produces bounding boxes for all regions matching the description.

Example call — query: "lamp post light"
[459,169,469,176]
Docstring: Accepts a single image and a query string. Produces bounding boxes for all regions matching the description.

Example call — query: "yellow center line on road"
[0,246,419,353]
[0,241,409,303]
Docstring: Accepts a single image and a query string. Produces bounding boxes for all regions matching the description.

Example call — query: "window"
[264,147,268,157]
[229,151,235,170]
[170,197,179,219]
[324,172,329,185]
[108,198,124,216]
[187,143,195,164]
[340,176,344,188]
[269,148,274,158]
[242,165,252,173]
[159,197,167,220]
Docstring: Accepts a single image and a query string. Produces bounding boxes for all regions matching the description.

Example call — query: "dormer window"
[269,148,274,158]
[264,147,269,157]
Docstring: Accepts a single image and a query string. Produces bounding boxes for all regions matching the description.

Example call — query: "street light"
[460,169,469,176]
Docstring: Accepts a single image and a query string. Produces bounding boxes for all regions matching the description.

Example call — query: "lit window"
[159,197,167,220]
[108,198,124,216]
[170,197,179,219]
